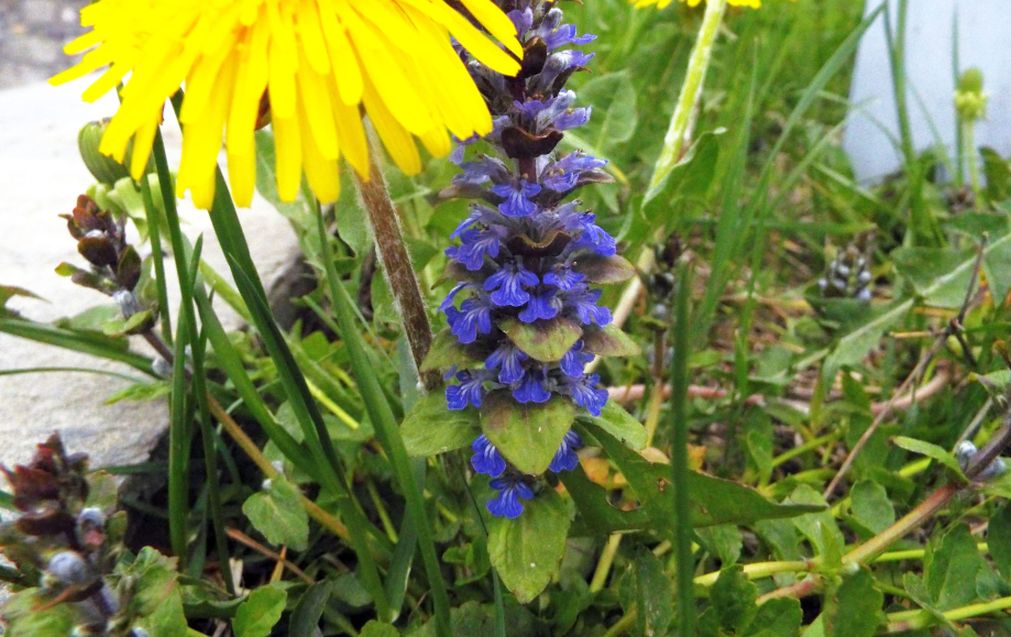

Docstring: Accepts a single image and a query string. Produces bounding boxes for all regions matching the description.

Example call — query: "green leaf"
[487,488,571,603]
[586,424,823,528]
[824,568,883,637]
[710,566,757,633]
[232,585,287,637]
[988,503,1011,580]
[361,621,401,637]
[559,465,651,535]
[579,70,638,150]
[289,580,334,637]
[502,317,582,362]
[619,550,673,637]
[401,391,480,457]
[848,480,895,535]
[0,589,75,636]
[786,485,844,562]
[578,400,647,450]
[925,524,988,610]
[0,285,42,315]
[572,254,636,284]
[983,230,1011,305]
[582,324,641,357]
[481,393,575,474]
[242,477,310,550]
[892,246,976,308]
[821,298,913,383]
[743,598,802,637]
[696,524,743,566]
[892,436,966,479]
[643,128,725,212]
[981,147,1010,202]
[420,328,481,372]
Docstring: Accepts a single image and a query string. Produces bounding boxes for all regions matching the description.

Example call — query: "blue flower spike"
[439,0,637,519]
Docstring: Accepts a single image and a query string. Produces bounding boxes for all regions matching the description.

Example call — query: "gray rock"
[0,80,300,469]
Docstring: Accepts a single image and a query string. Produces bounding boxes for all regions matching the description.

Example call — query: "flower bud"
[954,68,987,122]
[78,120,132,186]
[46,550,91,587]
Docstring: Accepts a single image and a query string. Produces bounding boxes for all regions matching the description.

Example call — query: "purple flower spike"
[471,435,507,478]
[485,262,539,307]
[562,374,608,417]
[488,476,535,519]
[486,343,529,385]
[513,369,552,404]
[492,181,541,218]
[518,291,561,323]
[446,371,486,411]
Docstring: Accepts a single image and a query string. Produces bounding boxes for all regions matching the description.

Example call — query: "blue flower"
[446,296,493,344]
[485,262,539,307]
[543,264,584,291]
[471,435,506,477]
[446,371,486,410]
[561,373,608,416]
[488,475,535,519]
[491,181,541,218]
[519,290,561,323]
[446,228,504,271]
[559,340,592,377]
[513,368,552,404]
[549,430,583,473]
[566,286,612,326]
[486,342,528,385]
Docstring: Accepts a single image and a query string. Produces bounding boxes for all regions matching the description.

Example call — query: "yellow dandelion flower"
[631,0,761,8]
[51,0,522,209]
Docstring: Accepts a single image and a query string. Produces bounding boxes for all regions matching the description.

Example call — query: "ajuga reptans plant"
[437,0,637,519]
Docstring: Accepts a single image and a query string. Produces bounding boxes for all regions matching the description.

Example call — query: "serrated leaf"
[242,477,309,550]
[420,329,481,372]
[481,393,575,474]
[401,391,481,457]
[578,400,647,450]
[743,598,802,637]
[893,436,966,479]
[925,524,989,610]
[697,524,743,566]
[572,254,636,284]
[233,585,287,637]
[849,480,895,535]
[502,317,582,362]
[824,568,883,637]
[582,324,640,357]
[619,550,673,636]
[586,424,823,529]
[711,566,757,632]
[487,488,571,603]
[786,485,844,562]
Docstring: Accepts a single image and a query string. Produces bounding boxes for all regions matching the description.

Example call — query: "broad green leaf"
[619,550,673,637]
[587,424,822,528]
[981,146,1010,202]
[289,581,334,637]
[848,480,895,535]
[988,503,1011,580]
[697,524,743,566]
[420,329,481,372]
[582,324,640,357]
[0,589,75,636]
[710,566,756,633]
[232,585,287,637]
[578,400,647,450]
[786,485,844,563]
[892,246,975,308]
[824,568,883,637]
[360,621,400,637]
[119,547,181,617]
[242,477,310,550]
[481,394,575,474]
[892,436,966,479]
[487,488,572,603]
[821,298,913,383]
[743,598,802,637]
[559,465,651,535]
[502,317,582,362]
[579,70,638,151]
[925,524,989,609]
[574,254,636,284]
[401,391,480,457]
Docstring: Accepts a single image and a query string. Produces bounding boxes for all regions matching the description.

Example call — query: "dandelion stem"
[646,0,727,198]
[353,152,438,390]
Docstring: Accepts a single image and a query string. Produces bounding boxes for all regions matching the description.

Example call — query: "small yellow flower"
[52,0,522,209]
[631,0,761,8]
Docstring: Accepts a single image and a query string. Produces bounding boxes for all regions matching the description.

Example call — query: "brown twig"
[225,527,313,584]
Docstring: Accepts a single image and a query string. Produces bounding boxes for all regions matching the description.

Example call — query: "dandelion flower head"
[52,0,523,209]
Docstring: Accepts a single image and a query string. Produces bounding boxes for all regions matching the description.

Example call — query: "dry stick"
[822,239,988,499]
[224,527,314,584]
[759,411,1011,605]
[353,154,439,390]
[143,332,351,540]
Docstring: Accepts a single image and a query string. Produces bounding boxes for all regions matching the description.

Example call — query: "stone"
[844,0,1011,183]
[0,79,301,469]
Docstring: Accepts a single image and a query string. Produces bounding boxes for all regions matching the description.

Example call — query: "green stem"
[139,176,173,345]
[670,265,695,634]
[589,533,623,593]
[886,595,1011,632]
[963,120,982,204]
[646,0,727,198]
